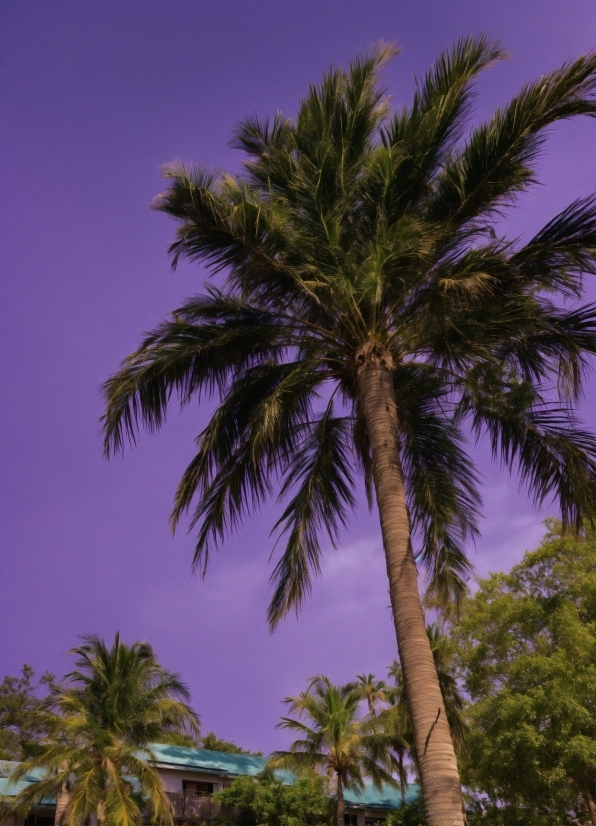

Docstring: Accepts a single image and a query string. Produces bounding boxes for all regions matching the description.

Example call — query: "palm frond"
[460,369,596,529]
[102,291,288,455]
[395,364,479,609]
[170,362,325,575]
[428,53,596,225]
[170,360,320,522]
[381,35,507,218]
[511,195,596,295]
[499,301,596,399]
[268,406,356,628]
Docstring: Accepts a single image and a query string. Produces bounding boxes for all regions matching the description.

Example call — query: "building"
[0,744,418,826]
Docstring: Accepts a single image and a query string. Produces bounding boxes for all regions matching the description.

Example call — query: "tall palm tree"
[388,624,467,758]
[9,634,200,826]
[269,676,397,826]
[102,38,596,825]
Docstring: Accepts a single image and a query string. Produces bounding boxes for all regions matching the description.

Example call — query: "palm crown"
[10,634,200,826]
[102,37,596,823]
[269,676,398,826]
[104,37,596,622]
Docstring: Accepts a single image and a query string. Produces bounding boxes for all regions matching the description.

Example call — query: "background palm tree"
[102,38,596,824]
[349,674,389,716]
[268,675,397,826]
[9,634,200,826]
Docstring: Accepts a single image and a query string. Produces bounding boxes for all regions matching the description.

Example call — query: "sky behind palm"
[1,0,595,754]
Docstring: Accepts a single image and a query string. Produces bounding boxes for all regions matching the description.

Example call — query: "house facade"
[1,744,418,826]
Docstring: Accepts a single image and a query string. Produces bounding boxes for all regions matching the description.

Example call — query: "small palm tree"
[350,673,389,716]
[102,38,596,824]
[269,676,397,826]
[9,634,201,826]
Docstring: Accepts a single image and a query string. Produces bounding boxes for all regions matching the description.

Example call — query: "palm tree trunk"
[336,775,345,826]
[54,763,70,826]
[356,343,464,826]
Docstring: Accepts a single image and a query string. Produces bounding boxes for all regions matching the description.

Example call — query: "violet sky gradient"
[1,1,595,754]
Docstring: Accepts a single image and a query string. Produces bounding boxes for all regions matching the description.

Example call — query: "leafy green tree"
[385,799,427,826]
[269,675,397,826]
[0,665,55,760]
[201,731,262,755]
[213,770,333,826]
[9,633,201,826]
[455,522,596,824]
[102,36,596,824]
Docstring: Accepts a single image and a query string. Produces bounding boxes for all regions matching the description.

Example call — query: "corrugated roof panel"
[0,745,419,811]
[149,744,268,776]
[149,743,419,808]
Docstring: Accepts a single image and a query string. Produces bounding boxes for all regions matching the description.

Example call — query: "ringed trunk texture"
[356,344,464,826]
[54,763,70,826]
[336,776,345,826]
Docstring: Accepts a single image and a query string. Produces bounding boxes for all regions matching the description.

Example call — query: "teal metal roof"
[0,762,55,805]
[0,747,418,811]
[149,743,418,810]
[343,781,418,809]
[149,743,269,777]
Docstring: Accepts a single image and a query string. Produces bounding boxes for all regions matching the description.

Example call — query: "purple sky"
[1,1,595,754]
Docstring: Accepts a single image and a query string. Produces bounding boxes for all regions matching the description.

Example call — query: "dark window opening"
[183,780,214,797]
[25,815,54,826]
[344,816,358,826]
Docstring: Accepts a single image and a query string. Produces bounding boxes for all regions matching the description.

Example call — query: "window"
[344,815,358,826]
[183,779,214,797]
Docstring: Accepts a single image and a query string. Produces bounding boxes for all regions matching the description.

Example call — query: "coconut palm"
[102,38,596,825]
[388,624,467,755]
[269,676,397,826]
[349,673,389,716]
[9,634,200,826]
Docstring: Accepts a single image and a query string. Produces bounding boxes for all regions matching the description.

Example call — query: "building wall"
[156,767,226,794]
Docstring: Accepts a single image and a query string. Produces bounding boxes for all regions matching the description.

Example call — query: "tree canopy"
[213,771,333,826]
[201,731,262,755]
[9,633,201,826]
[455,521,596,824]
[102,37,596,825]
[269,675,399,826]
[0,665,55,761]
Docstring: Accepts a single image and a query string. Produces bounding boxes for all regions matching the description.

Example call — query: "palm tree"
[9,634,200,826]
[102,38,596,825]
[350,673,389,716]
[269,676,397,826]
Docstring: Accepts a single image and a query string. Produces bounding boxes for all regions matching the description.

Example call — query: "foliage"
[102,38,596,624]
[9,633,201,826]
[269,675,399,823]
[201,731,262,755]
[102,37,596,822]
[385,798,426,826]
[454,521,596,824]
[0,665,55,760]
[213,771,333,826]
[348,673,391,716]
